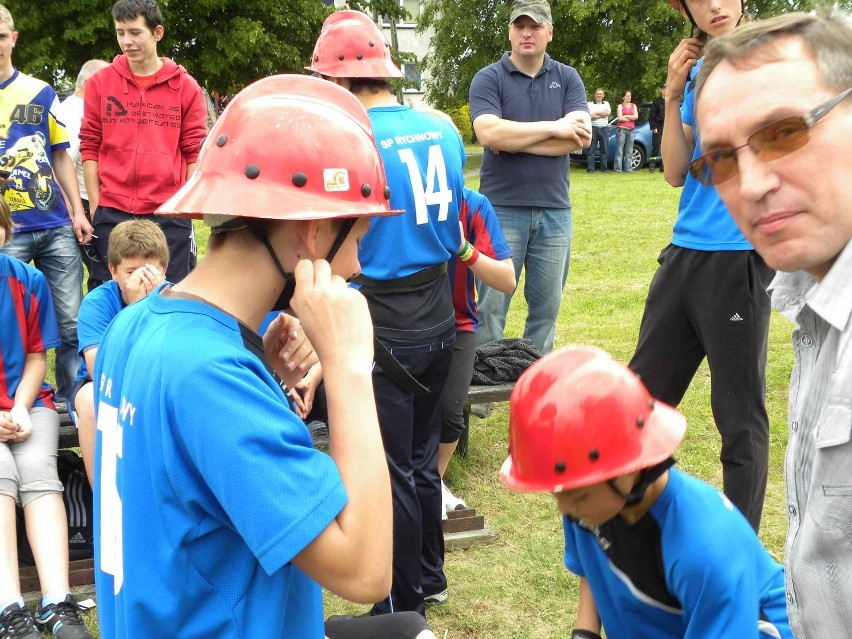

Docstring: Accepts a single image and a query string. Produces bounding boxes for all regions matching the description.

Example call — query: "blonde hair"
[0,5,13,31]
[107,219,169,268]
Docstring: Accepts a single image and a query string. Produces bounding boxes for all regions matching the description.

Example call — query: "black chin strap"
[326,218,357,264]
[607,457,676,507]
[247,217,358,289]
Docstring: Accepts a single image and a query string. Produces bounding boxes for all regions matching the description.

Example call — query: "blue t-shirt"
[360,105,465,281]
[469,53,588,209]
[93,286,348,639]
[563,468,791,639]
[0,253,60,410]
[74,280,125,383]
[449,188,512,332]
[672,60,752,251]
[0,70,72,232]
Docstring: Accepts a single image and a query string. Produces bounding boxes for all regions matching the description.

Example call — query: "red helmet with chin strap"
[306,10,404,79]
[157,74,401,223]
[500,346,686,493]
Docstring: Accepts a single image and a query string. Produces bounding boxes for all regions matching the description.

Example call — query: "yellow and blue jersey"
[0,69,70,232]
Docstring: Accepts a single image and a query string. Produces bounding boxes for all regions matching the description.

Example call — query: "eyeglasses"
[83,243,102,263]
[690,87,852,186]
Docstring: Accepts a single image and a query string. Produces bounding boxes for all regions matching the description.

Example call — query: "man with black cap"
[469,0,590,355]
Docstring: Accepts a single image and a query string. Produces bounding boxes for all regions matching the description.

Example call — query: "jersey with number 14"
[361,105,465,280]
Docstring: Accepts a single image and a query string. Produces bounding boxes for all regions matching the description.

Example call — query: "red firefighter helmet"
[306,10,404,79]
[501,346,686,493]
[157,74,401,222]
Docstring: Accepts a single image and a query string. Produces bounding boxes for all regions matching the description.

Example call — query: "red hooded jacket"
[80,55,207,214]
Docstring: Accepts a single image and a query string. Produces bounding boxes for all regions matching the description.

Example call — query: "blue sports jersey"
[0,70,71,232]
[93,286,348,639]
[0,253,60,410]
[74,280,124,383]
[360,105,465,280]
[672,60,752,251]
[449,188,511,332]
[563,468,791,639]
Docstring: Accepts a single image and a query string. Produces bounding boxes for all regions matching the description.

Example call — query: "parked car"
[570,103,653,171]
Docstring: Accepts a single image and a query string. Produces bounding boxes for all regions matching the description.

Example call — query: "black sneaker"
[35,595,92,639]
[0,602,40,639]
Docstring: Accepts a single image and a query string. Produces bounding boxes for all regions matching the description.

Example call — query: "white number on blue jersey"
[97,401,124,594]
[398,145,453,225]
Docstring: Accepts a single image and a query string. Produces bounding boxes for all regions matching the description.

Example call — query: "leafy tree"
[4,0,331,96]
[419,0,827,110]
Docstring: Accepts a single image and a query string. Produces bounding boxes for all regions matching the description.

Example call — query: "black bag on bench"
[16,450,94,566]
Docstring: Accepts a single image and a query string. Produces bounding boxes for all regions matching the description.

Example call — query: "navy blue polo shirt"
[469,53,588,209]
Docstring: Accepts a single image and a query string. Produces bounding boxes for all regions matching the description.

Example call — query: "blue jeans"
[476,206,572,354]
[0,225,83,401]
[587,126,609,172]
[614,127,636,172]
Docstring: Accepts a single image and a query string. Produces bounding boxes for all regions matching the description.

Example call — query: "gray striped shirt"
[769,238,852,639]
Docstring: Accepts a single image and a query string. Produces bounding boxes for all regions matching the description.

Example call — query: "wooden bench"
[456,381,516,458]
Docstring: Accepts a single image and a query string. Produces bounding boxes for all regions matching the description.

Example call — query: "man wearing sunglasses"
[694,11,852,638]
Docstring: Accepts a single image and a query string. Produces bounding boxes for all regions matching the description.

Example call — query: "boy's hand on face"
[263,312,319,390]
[124,263,165,304]
[289,259,374,375]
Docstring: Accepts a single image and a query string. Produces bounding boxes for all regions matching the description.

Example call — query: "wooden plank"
[443,515,485,534]
[20,559,93,594]
[444,526,499,551]
[463,382,516,406]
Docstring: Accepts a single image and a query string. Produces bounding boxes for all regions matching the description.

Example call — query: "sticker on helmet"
[324,169,350,192]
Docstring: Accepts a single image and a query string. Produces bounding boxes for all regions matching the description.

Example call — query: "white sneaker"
[441,480,467,514]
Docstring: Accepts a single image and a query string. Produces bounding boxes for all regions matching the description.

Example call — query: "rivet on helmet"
[384,186,391,200]
[361,184,372,198]
[293,173,307,188]
[636,417,645,428]
[588,449,600,461]
[554,461,566,473]
[216,135,227,147]
[245,164,260,179]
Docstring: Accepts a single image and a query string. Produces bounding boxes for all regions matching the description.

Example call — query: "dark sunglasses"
[690,87,852,187]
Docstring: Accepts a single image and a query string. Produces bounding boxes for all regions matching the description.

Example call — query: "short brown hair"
[696,9,852,101]
[107,219,169,268]
[0,196,13,242]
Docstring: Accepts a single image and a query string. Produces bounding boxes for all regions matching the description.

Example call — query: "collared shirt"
[469,52,588,209]
[769,238,852,639]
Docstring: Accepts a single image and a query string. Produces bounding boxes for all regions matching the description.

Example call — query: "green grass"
[325,166,794,636]
[58,165,794,637]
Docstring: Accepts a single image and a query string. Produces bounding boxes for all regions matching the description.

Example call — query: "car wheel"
[631,145,646,171]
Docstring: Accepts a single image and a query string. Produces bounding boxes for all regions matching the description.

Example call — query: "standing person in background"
[613,90,638,173]
[628,0,772,533]
[57,59,109,292]
[0,3,90,404]
[648,84,666,172]
[586,88,611,173]
[694,10,852,635]
[308,10,466,616]
[439,187,515,516]
[80,0,207,286]
[469,0,591,355]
